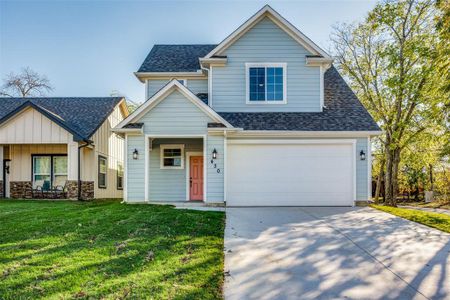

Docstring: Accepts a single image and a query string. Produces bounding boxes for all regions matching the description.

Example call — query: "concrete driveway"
[224,207,450,300]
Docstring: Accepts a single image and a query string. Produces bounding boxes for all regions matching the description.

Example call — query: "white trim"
[111,128,144,134]
[186,151,203,201]
[144,136,149,202]
[204,5,331,59]
[160,144,185,170]
[115,80,233,129]
[209,66,213,107]
[352,142,357,205]
[203,135,208,202]
[145,79,149,101]
[245,63,287,105]
[367,136,372,201]
[227,139,357,145]
[134,71,203,82]
[227,130,383,138]
[223,135,227,203]
[124,134,128,203]
[319,65,324,110]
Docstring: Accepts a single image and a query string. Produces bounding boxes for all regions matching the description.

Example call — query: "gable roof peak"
[204,4,331,59]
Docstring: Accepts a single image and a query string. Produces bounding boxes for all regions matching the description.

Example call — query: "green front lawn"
[371,204,450,233]
[0,200,225,299]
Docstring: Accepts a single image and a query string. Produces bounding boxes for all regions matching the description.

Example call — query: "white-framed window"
[245,63,287,104]
[160,144,185,169]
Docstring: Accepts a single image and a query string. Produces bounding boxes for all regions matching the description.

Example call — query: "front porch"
[146,137,206,202]
[0,143,93,200]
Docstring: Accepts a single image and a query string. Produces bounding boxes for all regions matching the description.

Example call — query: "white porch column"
[67,141,79,181]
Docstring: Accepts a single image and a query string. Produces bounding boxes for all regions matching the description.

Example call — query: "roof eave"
[227,130,383,138]
[134,71,204,83]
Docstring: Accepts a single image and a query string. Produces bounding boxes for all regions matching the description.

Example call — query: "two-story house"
[114,5,381,206]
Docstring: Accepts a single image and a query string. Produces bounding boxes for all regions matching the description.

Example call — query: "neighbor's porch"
[0,143,93,199]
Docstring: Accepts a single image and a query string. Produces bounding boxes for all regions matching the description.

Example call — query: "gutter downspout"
[78,140,92,201]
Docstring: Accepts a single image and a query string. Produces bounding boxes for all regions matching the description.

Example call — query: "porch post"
[67,141,79,199]
[0,146,3,197]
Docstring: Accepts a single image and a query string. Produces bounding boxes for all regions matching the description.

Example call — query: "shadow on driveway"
[224,207,450,300]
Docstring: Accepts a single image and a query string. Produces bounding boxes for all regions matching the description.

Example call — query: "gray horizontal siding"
[187,79,208,95]
[212,17,321,112]
[126,135,145,202]
[141,90,213,135]
[147,80,169,99]
[207,134,224,202]
[355,138,369,200]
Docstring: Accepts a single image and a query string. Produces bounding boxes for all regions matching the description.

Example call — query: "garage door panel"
[227,142,354,206]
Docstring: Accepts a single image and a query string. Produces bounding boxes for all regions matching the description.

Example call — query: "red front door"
[189,156,203,201]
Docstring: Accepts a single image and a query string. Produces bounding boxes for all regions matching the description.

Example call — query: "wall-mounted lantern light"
[360,150,366,161]
[212,148,218,160]
[133,149,139,160]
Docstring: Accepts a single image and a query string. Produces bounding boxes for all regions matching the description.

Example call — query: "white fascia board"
[115,79,234,129]
[111,128,143,134]
[134,70,204,82]
[227,130,383,138]
[199,57,227,68]
[204,5,331,59]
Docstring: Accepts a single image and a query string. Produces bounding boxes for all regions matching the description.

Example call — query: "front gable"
[140,89,215,135]
[115,80,233,135]
[0,107,73,144]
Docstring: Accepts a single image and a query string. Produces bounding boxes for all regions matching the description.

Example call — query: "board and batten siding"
[8,144,67,182]
[0,107,73,144]
[146,79,208,100]
[211,17,321,112]
[88,103,126,199]
[148,139,202,201]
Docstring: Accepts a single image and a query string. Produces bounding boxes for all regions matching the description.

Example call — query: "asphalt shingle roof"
[218,67,380,131]
[0,97,123,140]
[138,44,217,72]
[137,44,379,131]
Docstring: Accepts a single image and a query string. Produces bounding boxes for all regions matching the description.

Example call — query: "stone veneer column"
[66,180,94,200]
[10,182,32,198]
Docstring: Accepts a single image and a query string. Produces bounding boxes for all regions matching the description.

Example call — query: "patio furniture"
[53,181,68,199]
[32,180,45,198]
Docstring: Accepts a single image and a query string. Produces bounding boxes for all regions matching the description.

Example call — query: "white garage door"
[226,140,354,206]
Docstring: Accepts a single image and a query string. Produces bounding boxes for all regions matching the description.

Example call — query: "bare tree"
[0,67,53,97]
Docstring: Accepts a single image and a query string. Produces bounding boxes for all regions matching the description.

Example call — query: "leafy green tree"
[332,0,444,206]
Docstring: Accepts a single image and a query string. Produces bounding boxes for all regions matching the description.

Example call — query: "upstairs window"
[246,63,287,104]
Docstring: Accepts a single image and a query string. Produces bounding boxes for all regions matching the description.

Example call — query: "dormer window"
[246,63,287,104]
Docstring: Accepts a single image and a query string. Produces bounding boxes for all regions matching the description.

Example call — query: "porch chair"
[32,180,45,199]
[53,181,68,199]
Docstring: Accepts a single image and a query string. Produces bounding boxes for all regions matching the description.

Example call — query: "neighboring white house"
[0,97,128,200]
[113,5,382,206]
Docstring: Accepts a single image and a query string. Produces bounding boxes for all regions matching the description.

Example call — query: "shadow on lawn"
[0,201,224,299]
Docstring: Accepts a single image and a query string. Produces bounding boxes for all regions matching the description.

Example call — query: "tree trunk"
[374,158,385,203]
[384,143,394,206]
[391,148,401,206]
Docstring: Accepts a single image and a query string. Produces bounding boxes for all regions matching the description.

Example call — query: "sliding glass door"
[32,155,67,189]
